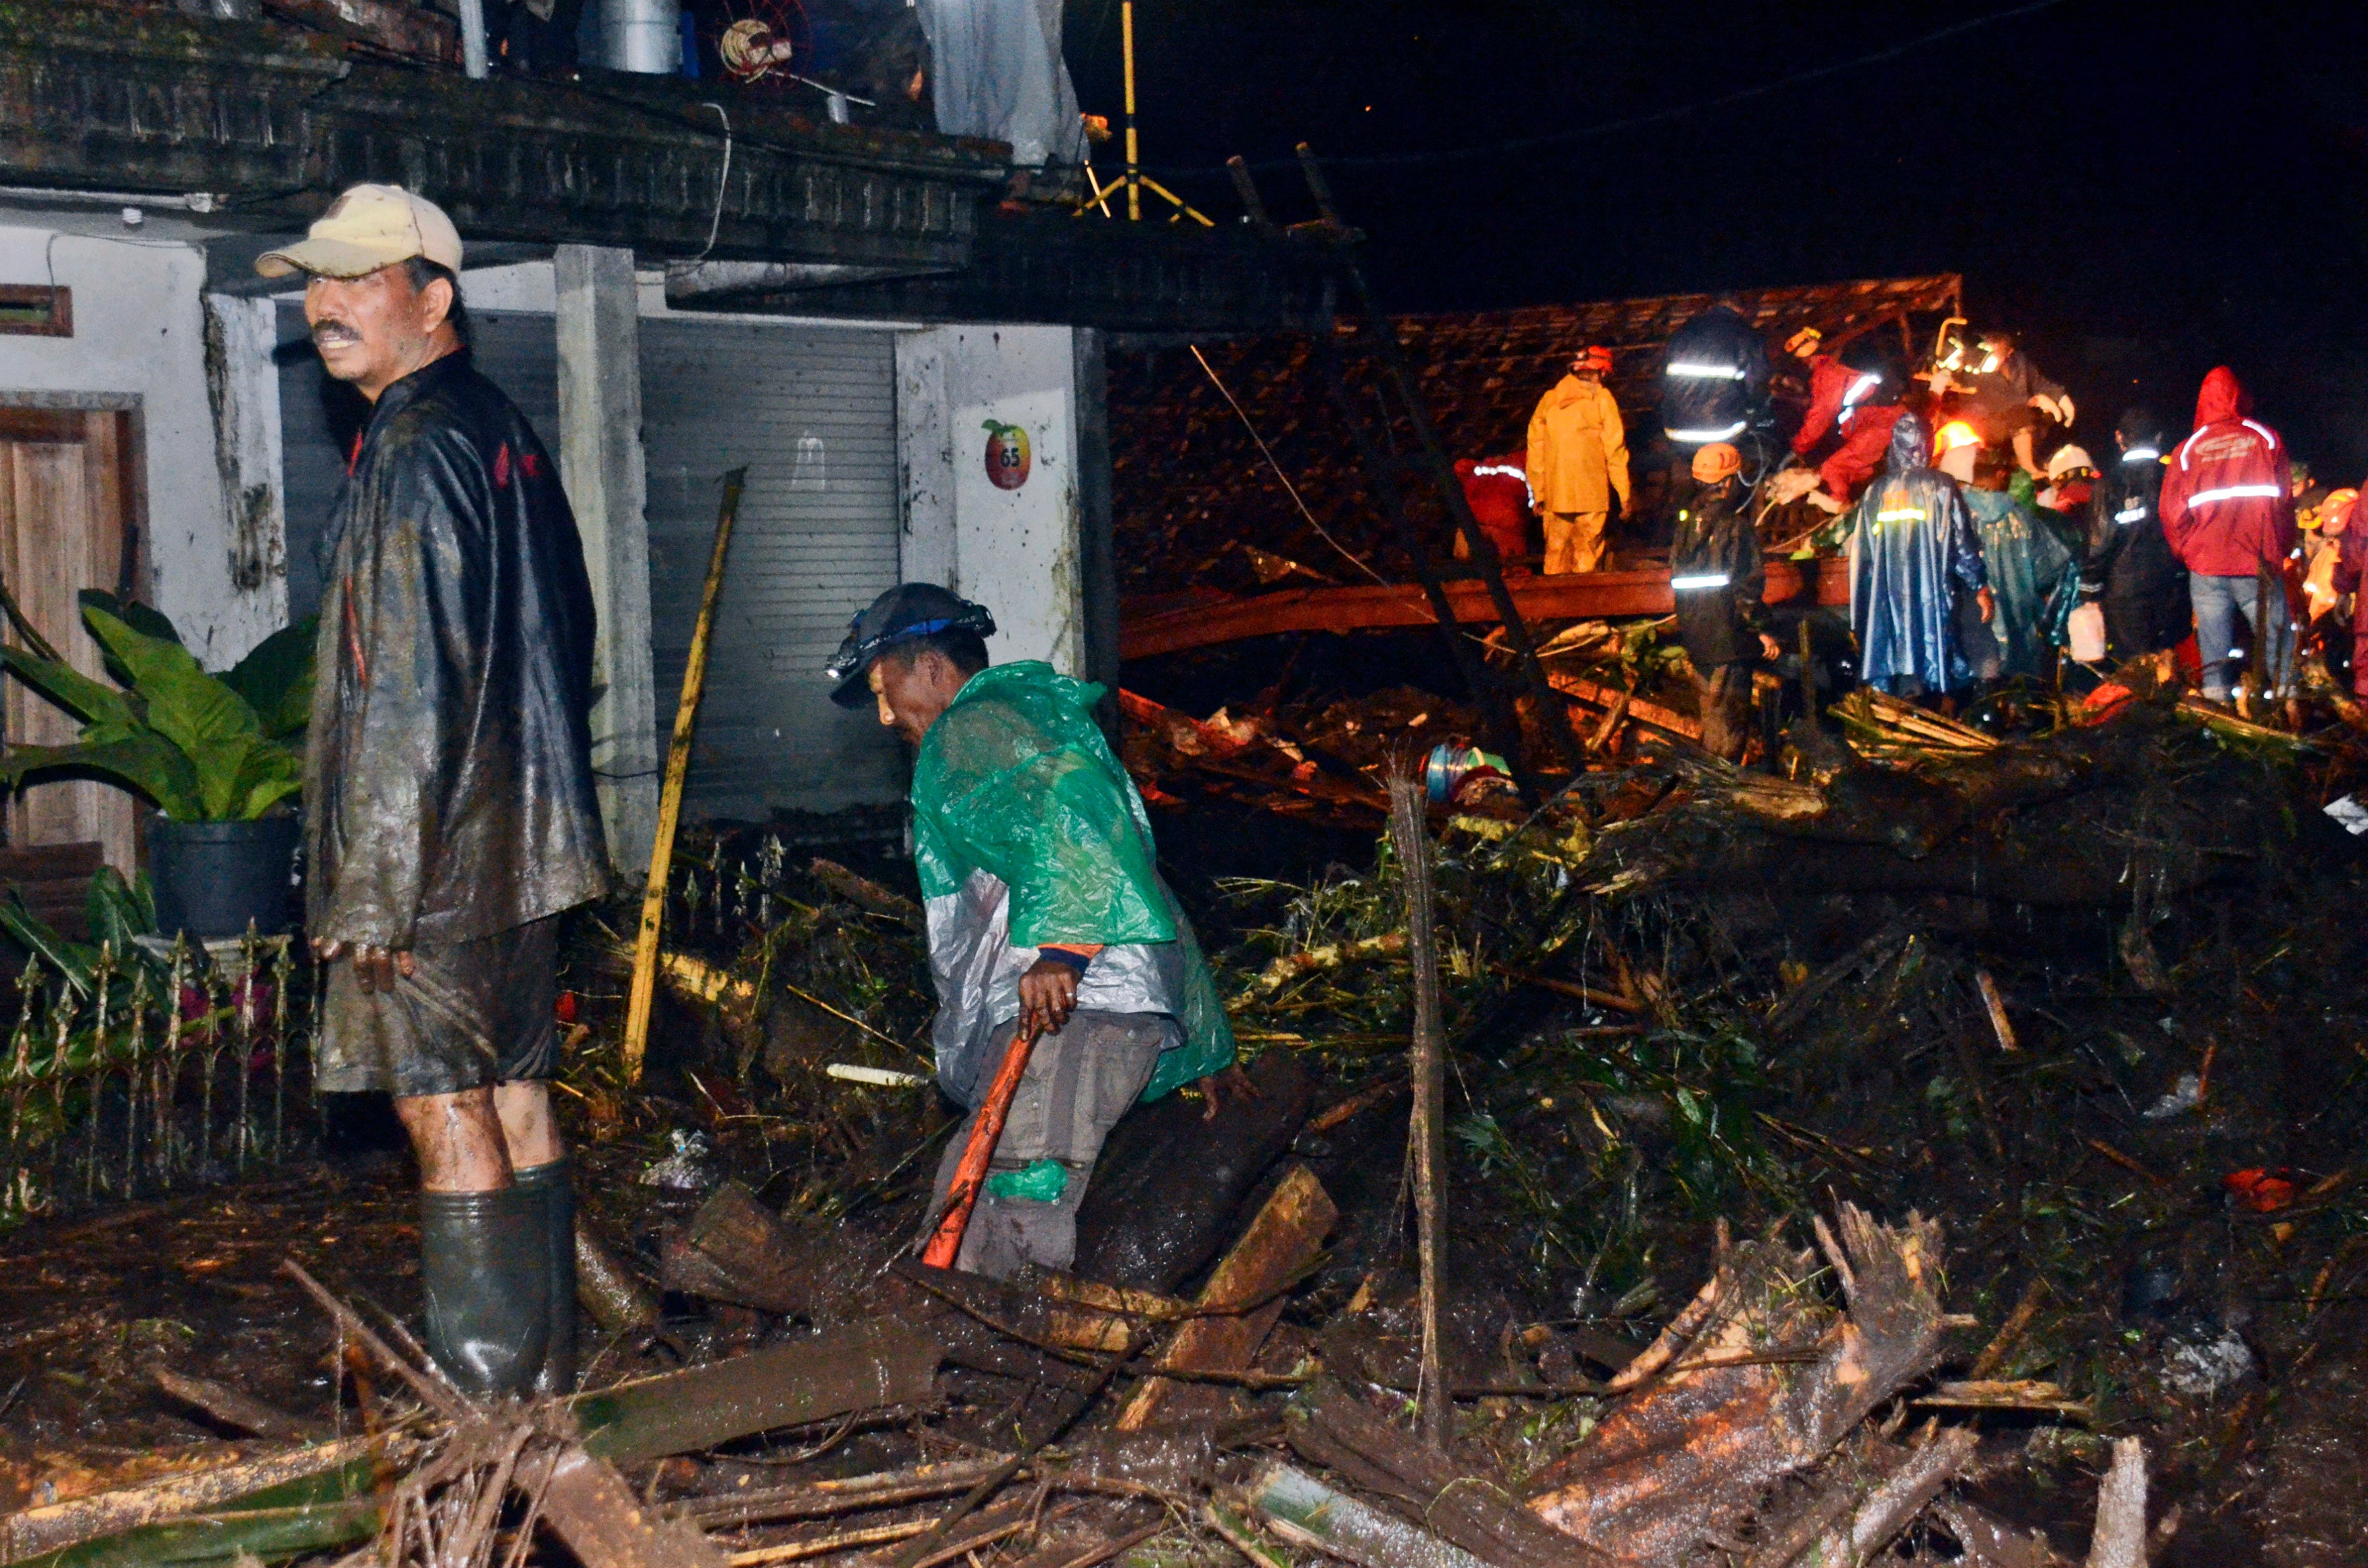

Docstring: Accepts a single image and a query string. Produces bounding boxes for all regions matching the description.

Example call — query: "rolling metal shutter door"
[276,306,560,622]
[638,319,903,820]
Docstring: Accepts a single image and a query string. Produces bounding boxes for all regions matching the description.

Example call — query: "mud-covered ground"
[4,653,2367,1567]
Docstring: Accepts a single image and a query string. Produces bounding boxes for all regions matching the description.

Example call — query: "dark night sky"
[1066,0,2368,479]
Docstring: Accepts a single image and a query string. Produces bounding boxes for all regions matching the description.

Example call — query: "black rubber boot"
[513,1157,578,1396]
[418,1184,548,1399]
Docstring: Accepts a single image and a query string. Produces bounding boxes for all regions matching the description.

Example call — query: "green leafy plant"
[0,865,162,998]
[0,592,315,823]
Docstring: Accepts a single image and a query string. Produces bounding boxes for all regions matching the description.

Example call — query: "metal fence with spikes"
[1,931,310,1219]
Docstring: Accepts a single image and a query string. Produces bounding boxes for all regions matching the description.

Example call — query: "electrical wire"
[1154,0,2076,179]
[1189,344,1393,589]
[690,102,733,260]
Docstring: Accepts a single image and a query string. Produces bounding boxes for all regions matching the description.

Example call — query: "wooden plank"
[1115,1164,1336,1431]
[573,1318,940,1463]
[541,1446,731,1568]
[0,841,104,879]
[1548,671,1702,742]
[1118,560,1842,660]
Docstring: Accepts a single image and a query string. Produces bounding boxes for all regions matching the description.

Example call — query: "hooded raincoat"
[1848,411,1988,695]
[2081,420,2190,658]
[1965,488,2076,679]
[2159,367,2296,578]
[304,351,611,948]
[1661,307,1769,444]
[911,662,1234,1108]
[1525,377,1631,516]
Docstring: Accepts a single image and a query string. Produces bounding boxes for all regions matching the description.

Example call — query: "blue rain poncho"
[1848,411,1989,695]
[1964,490,2077,679]
[910,662,1235,1107]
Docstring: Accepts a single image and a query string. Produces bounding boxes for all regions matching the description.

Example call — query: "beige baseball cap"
[256,184,463,280]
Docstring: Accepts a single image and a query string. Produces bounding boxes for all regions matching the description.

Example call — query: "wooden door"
[0,407,139,875]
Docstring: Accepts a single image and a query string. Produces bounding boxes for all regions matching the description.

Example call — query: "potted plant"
[1,593,315,941]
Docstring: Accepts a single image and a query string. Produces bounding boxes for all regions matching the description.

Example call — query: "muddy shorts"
[315,916,560,1099]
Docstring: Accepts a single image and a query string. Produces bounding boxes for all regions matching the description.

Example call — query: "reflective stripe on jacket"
[2158,367,2296,578]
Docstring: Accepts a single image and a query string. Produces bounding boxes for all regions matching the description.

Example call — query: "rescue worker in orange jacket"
[1525,346,1633,574]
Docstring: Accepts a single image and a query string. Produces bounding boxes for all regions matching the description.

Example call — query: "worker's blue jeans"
[2189,572,2294,699]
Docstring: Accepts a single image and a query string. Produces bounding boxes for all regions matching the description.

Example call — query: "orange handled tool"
[921,1019,1045,1269]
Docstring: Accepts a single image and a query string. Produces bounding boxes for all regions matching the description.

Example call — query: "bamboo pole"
[1385,757,1450,1449]
[622,468,747,1084]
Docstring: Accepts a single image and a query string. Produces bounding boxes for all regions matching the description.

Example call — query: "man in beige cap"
[265,185,612,1398]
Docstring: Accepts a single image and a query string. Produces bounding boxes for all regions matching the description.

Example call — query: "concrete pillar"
[895,327,957,588]
[199,292,290,652]
[894,323,1085,673]
[1071,327,1116,696]
[554,244,659,875]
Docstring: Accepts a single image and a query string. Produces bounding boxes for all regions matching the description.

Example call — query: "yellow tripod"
[1078,1,1211,225]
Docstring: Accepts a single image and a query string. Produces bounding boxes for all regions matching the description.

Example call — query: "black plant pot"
[148,814,302,942]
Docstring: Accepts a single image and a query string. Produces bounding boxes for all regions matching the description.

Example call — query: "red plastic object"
[921,1020,1043,1269]
[555,989,579,1024]
[2224,1168,2297,1213]
[2076,682,2135,726]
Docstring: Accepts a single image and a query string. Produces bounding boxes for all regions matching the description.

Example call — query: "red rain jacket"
[1455,453,1532,563]
[1819,402,1906,505]
[2159,367,2296,578]
[1792,354,1860,457]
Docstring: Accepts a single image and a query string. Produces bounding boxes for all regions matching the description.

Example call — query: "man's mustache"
[312,319,362,348]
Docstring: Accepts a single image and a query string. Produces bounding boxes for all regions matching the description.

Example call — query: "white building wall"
[894,323,1084,674]
[0,225,275,666]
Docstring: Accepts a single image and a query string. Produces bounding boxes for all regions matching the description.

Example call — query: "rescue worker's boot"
[419,1185,547,1399]
[513,1157,578,1396]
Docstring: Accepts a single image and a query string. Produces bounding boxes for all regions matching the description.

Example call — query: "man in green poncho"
[826,584,1241,1278]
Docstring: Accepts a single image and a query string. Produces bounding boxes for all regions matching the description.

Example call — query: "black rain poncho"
[304,351,611,948]
[1669,476,1767,671]
[1661,306,1769,444]
[2082,418,2191,658]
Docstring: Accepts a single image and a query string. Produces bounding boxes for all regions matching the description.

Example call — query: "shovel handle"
[921,1020,1044,1269]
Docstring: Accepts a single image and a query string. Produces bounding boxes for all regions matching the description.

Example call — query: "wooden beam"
[1120,561,1846,660]
[1114,1165,1336,1431]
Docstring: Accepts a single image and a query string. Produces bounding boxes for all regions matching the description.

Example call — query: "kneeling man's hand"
[1017,957,1079,1036]
[1196,1064,1260,1123]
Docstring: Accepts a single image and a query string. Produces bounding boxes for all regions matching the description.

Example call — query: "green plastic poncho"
[1964,490,2078,679]
[911,662,1234,1106]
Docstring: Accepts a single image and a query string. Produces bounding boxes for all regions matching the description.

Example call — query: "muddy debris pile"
[4,684,2367,1567]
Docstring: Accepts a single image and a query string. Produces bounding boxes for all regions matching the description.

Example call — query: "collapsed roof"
[1110,273,1964,601]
